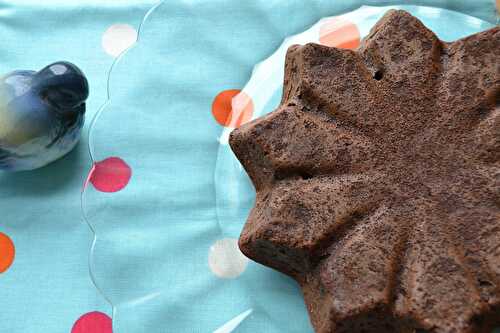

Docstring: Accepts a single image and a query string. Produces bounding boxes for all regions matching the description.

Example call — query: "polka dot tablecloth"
[0,1,498,333]
[0,2,155,333]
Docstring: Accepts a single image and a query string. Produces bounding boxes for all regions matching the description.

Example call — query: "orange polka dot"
[319,18,360,49]
[212,89,253,128]
[0,232,15,273]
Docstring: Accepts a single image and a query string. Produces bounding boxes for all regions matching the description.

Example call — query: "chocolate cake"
[229,10,500,333]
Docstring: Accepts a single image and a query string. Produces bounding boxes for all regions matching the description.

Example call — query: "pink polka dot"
[89,157,132,193]
[319,18,360,49]
[71,312,112,333]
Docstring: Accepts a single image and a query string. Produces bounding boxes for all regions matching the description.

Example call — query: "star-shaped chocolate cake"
[229,10,500,333]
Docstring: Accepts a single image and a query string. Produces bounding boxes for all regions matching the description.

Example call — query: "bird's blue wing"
[0,146,19,170]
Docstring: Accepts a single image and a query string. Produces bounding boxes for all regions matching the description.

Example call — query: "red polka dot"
[212,89,253,128]
[71,312,112,333]
[0,232,15,273]
[89,157,132,193]
[319,18,360,49]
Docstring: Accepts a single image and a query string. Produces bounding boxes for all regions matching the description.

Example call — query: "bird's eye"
[42,88,79,109]
[55,88,78,102]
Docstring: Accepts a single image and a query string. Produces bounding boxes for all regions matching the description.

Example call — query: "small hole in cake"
[478,279,493,288]
[472,315,484,327]
[374,70,384,81]
[318,253,329,261]
[299,171,314,180]
[274,171,287,181]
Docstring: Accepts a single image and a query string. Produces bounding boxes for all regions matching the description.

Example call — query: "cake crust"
[229,10,500,333]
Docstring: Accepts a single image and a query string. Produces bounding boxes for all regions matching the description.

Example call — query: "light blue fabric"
[0,1,156,332]
[0,1,498,333]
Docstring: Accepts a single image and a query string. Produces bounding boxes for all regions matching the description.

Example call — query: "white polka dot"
[209,238,248,279]
[102,24,138,58]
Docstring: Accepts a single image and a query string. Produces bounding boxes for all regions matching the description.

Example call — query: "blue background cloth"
[0,1,498,333]
[0,1,156,332]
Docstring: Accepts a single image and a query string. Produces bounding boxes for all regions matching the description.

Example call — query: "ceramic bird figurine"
[0,61,88,171]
